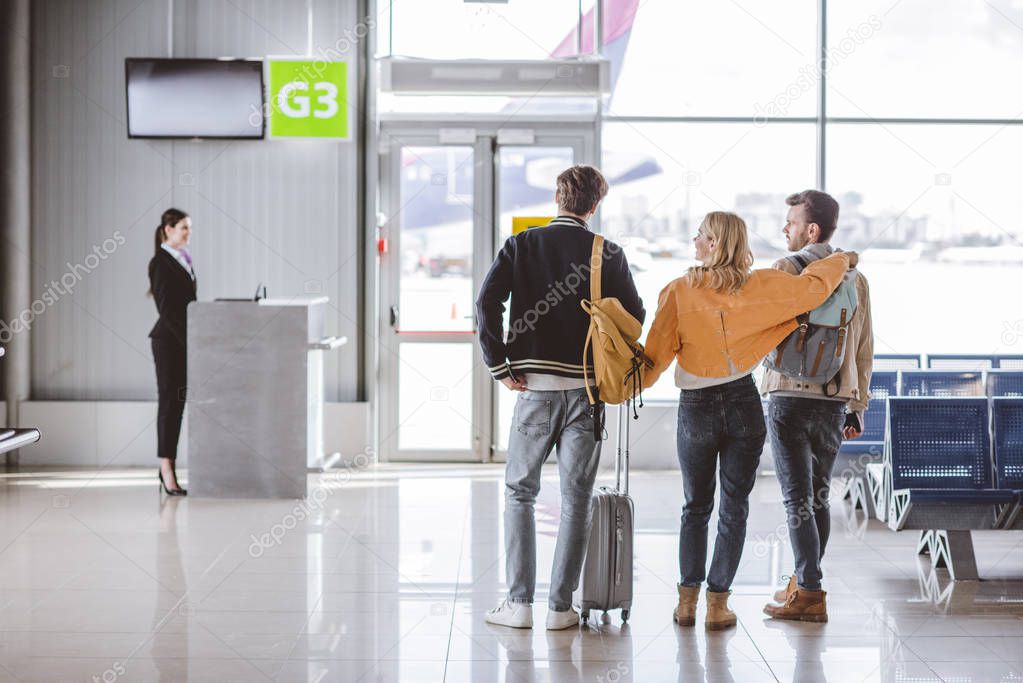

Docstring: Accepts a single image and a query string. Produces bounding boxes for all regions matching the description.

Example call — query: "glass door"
[379,124,594,462]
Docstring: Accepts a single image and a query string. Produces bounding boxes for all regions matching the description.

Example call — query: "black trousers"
[152,337,187,461]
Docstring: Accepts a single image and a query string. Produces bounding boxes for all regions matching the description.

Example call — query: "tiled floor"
[0,464,1021,682]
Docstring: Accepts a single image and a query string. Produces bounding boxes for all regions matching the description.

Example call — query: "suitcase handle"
[614,522,624,585]
[616,399,631,496]
[615,402,623,493]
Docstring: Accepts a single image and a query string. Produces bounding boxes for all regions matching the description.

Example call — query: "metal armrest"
[0,428,41,455]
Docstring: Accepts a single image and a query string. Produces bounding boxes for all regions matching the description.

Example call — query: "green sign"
[268,60,349,139]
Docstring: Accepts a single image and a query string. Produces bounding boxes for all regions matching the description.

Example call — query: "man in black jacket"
[476,165,644,630]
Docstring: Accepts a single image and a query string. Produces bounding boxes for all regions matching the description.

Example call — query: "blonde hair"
[687,211,754,294]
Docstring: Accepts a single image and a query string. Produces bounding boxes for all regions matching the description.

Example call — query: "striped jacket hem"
[488,359,587,380]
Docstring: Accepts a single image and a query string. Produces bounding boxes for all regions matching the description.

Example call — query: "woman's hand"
[844,251,859,269]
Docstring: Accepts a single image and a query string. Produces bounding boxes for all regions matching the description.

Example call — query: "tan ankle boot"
[673,584,700,626]
[705,590,737,631]
[772,574,796,604]
[763,589,828,623]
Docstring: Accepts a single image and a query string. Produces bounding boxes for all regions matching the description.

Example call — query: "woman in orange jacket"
[641,211,855,630]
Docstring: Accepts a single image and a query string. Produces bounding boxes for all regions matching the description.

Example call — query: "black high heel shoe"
[159,470,188,496]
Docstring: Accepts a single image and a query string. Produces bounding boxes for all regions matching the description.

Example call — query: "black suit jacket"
[148,249,198,346]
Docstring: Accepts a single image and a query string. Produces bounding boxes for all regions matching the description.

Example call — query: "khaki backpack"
[580,235,651,408]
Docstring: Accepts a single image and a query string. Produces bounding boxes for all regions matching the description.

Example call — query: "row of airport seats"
[833,354,1023,580]
[863,397,1023,580]
[838,353,1023,465]
[840,367,1023,459]
[0,348,42,458]
[841,354,1023,459]
[872,353,1023,371]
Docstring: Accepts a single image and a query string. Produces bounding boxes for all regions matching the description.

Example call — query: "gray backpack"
[763,249,858,395]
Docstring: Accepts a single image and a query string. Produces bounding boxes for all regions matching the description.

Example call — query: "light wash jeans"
[504,388,601,611]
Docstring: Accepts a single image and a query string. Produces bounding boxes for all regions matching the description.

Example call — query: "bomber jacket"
[475,215,645,381]
[759,245,874,422]
[642,252,852,388]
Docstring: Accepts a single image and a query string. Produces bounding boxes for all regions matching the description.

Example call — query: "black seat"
[887,397,1012,531]
[840,371,897,455]
[993,398,1023,530]
[885,397,1014,579]
[987,370,1023,398]
[899,370,984,397]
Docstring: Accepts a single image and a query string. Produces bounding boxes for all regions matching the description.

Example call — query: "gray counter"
[186,296,345,498]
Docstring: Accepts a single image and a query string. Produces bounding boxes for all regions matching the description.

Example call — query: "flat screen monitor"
[125,58,264,139]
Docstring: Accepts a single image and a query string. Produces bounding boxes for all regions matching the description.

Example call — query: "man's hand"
[842,412,863,440]
[843,425,863,440]
[501,376,528,392]
[844,251,859,269]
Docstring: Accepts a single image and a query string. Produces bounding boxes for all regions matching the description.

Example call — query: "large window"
[827,123,1023,356]
[828,0,1023,118]
[386,0,593,60]
[599,0,1023,400]
[608,0,817,117]
[380,0,1023,403]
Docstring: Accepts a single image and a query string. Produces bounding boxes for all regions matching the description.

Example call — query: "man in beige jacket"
[760,190,874,622]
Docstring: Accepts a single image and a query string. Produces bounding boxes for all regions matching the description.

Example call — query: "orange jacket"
[642,252,852,386]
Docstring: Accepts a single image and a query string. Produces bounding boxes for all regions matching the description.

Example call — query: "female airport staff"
[148,208,196,496]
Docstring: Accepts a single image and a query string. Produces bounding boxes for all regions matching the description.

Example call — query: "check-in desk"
[186,297,346,498]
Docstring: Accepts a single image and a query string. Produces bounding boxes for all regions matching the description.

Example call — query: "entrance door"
[378,123,594,462]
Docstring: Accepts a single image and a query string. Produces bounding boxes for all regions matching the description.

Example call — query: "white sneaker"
[546,608,580,630]
[485,600,533,629]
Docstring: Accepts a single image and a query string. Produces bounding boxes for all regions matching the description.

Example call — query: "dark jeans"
[677,375,766,593]
[768,396,846,591]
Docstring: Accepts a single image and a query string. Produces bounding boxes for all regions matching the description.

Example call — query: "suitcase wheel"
[621,609,630,623]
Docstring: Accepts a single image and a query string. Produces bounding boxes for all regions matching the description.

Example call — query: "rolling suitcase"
[575,400,634,624]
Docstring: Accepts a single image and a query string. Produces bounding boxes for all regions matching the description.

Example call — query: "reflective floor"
[0,465,1021,682]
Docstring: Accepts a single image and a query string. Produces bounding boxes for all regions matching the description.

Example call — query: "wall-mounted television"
[125,58,265,139]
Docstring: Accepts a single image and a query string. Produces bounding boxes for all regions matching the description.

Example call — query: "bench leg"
[917,530,932,556]
[997,502,1021,530]
[866,470,887,522]
[837,473,856,501]
[931,530,979,581]
[839,474,855,505]
[852,477,875,517]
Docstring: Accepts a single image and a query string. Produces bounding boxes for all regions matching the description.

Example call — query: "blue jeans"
[505,388,601,611]
[768,396,846,591]
[676,375,766,593]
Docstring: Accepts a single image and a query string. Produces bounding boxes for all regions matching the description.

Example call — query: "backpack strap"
[581,235,605,409]
[590,234,604,302]
[822,374,842,397]
[787,253,809,272]
[581,303,597,407]
[794,313,810,353]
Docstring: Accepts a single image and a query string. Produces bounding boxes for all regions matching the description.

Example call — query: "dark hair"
[786,190,839,242]
[148,208,189,297]
[556,165,608,217]
[155,208,189,254]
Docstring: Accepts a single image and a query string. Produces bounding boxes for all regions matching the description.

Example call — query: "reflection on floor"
[0,464,1021,682]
